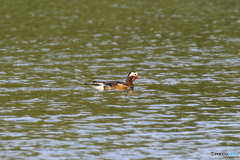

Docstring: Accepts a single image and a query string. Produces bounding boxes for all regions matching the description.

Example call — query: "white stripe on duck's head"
[125,71,140,82]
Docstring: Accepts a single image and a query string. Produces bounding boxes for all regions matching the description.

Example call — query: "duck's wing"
[85,81,106,91]
[85,81,131,90]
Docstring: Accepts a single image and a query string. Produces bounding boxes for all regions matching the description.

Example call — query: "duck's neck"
[126,76,135,89]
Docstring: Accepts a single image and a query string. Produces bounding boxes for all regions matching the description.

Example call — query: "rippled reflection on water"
[1,0,240,159]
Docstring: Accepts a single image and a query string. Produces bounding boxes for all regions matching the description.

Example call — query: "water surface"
[0,0,240,159]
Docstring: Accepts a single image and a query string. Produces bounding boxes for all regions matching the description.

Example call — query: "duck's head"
[126,71,140,82]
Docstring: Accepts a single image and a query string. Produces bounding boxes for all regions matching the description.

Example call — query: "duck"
[85,71,140,91]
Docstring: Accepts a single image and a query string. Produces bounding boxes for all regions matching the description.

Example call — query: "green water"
[0,0,240,159]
